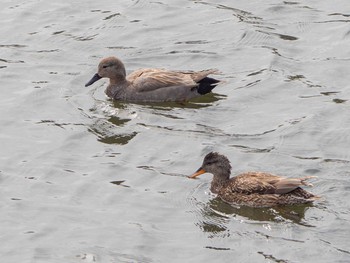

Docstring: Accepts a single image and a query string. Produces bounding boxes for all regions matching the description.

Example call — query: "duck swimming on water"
[85,56,220,102]
[189,152,319,207]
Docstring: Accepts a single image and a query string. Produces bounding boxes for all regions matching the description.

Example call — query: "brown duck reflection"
[198,197,315,234]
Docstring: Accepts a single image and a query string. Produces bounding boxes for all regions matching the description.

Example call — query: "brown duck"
[189,152,319,207]
[85,56,220,102]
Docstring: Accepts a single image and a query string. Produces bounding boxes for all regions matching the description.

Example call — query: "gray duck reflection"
[87,92,224,145]
[88,117,137,145]
[114,92,226,109]
[86,103,136,145]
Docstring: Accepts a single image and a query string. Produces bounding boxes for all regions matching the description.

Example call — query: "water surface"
[1,0,350,262]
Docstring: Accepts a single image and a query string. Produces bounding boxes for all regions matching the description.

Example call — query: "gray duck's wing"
[127,69,218,92]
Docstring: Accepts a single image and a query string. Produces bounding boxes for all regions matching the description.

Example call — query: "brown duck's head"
[189,152,232,179]
[85,56,127,87]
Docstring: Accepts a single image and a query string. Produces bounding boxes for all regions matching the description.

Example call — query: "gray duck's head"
[85,56,127,87]
[189,152,232,180]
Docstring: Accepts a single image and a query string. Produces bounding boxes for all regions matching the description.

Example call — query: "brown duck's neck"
[210,173,230,194]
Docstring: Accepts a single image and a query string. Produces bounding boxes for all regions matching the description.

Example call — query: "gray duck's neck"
[106,79,129,98]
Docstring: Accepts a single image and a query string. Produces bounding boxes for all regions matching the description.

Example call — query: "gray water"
[1,0,350,262]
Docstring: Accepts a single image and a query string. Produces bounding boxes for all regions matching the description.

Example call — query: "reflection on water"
[213,198,314,224]
[257,251,289,263]
[110,180,130,188]
[37,119,85,129]
[107,115,130,126]
[196,197,315,235]
[88,118,137,145]
[85,101,137,145]
[79,88,225,145]
[84,92,226,145]
[96,130,137,145]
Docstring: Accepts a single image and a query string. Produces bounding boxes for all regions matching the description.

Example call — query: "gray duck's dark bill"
[85,73,102,87]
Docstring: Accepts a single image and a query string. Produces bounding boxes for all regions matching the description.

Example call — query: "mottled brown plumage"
[85,56,220,102]
[189,152,319,207]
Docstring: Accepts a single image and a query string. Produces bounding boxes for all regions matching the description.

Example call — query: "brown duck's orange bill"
[188,169,206,179]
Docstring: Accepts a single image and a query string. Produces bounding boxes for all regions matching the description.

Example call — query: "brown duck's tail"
[308,195,321,201]
[288,184,321,201]
[300,176,318,187]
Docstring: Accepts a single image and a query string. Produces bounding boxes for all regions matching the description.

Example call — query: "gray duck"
[189,152,319,207]
[85,56,220,102]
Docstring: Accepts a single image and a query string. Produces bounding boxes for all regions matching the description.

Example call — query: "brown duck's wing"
[230,172,279,194]
[126,69,197,92]
[230,172,315,195]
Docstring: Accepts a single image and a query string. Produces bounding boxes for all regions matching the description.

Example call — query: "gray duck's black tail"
[196,77,220,95]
